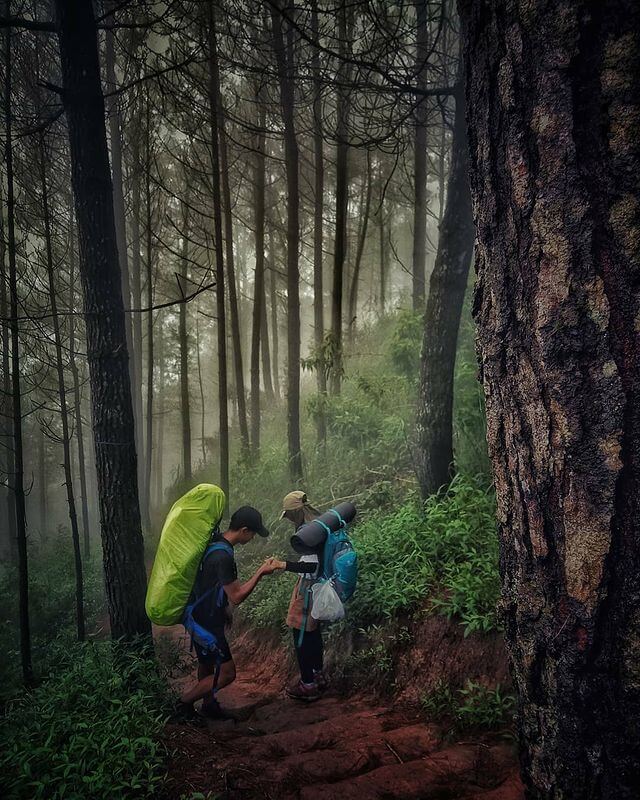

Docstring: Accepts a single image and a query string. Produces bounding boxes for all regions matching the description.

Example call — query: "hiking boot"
[200,698,234,720]
[286,680,321,702]
[313,671,328,692]
[169,701,203,724]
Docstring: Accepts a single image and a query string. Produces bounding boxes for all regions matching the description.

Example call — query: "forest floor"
[158,625,525,800]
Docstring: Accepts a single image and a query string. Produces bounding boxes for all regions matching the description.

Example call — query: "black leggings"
[292,628,323,684]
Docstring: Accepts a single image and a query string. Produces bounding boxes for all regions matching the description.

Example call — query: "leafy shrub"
[0,639,171,799]
[387,309,422,383]
[421,679,514,732]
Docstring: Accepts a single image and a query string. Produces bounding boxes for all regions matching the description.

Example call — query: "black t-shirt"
[191,536,237,630]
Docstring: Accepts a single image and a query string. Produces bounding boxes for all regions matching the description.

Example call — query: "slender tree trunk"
[348,150,373,338]
[260,287,274,401]
[195,312,207,465]
[250,101,267,457]
[268,227,280,401]
[330,2,352,396]
[68,204,91,559]
[37,423,47,537]
[416,85,474,499]
[378,161,387,316]
[143,99,154,523]
[54,0,150,641]
[218,90,249,455]
[179,193,192,482]
[310,0,326,442]
[130,130,144,497]
[270,0,303,482]
[206,5,229,502]
[4,11,32,680]
[154,313,165,508]
[460,1,640,795]
[412,0,430,311]
[0,182,16,562]
[40,136,85,640]
[104,5,136,435]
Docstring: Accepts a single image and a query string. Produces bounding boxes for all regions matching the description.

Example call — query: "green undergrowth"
[0,639,173,800]
[421,679,515,734]
[0,542,106,703]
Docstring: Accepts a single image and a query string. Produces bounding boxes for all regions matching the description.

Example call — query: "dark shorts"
[193,628,232,666]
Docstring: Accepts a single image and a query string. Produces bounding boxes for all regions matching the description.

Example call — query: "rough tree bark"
[54,0,150,640]
[270,0,303,481]
[459,1,640,796]
[143,98,154,525]
[416,84,474,499]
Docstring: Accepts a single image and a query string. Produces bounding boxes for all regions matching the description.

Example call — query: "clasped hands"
[258,556,286,576]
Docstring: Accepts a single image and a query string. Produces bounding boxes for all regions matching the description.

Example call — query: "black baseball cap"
[229,506,270,538]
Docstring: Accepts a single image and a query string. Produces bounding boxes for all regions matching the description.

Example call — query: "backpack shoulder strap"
[204,540,234,560]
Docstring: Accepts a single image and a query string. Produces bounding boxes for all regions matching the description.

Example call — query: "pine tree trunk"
[412,0,430,312]
[250,101,267,457]
[416,85,474,499]
[330,2,351,396]
[195,313,207,465]
[311,0,326,442]
[40,136,85,640]
[4,12,32,680]
[54,0,150,641]
[179,194,192,482]
[0,182,16,562]
[378,161,387,316]
[459,1,640,795]
[155,314,165,508]
[218,92,249,455]
[37,422,47,538]
[268,227,280,401]
[348,150,373,338]
[270,0,303,482]
[129,129,144,497]
[207,5,229,501]
[143,99,153,524]
[68,205,91,559]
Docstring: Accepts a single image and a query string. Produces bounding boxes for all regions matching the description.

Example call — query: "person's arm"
[223,561,274,606]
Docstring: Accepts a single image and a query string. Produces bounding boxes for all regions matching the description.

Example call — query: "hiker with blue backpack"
[274,491,357,702]
[175,505,278,720]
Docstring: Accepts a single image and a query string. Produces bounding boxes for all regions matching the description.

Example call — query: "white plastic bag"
[311,579,345,621]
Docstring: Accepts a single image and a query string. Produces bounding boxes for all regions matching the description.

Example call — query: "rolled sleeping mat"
[291,501,356,554]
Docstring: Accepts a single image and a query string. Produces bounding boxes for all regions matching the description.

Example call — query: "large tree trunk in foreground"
[271,1,303,482]
[54,0,150,641]
[460,1,640,796]
[416,85,474,499]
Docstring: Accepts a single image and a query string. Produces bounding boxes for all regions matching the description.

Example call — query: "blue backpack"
[320,516,358,602]
[182,540,233,661]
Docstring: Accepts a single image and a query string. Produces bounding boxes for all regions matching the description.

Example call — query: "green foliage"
[348,476,500,634]
[387,309,422,383]
[0,640,172,800]
[421,679,514,732]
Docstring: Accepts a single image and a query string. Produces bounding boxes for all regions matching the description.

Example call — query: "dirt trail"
[160,626,524,800]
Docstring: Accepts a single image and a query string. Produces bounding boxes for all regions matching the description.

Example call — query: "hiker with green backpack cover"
[146,484,278,720]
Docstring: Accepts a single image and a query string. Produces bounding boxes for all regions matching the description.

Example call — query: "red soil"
[159,623,524,800]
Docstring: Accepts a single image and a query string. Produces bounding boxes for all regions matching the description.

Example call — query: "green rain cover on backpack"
[145,483,226,626]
